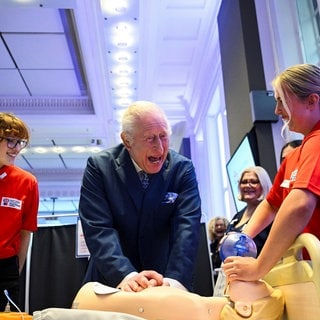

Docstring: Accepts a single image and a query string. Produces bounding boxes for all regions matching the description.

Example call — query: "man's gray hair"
[121,101,172,137]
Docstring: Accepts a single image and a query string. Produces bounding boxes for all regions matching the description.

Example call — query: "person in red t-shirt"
[223,64,320,282]
[0,113,39,311]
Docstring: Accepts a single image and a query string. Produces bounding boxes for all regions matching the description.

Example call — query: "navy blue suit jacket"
[79,144,201,291]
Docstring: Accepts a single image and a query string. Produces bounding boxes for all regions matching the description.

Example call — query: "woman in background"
[208,217,229,281]
[226,166,272,254]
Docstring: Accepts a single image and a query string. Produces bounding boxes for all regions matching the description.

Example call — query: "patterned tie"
[139,171,149,189]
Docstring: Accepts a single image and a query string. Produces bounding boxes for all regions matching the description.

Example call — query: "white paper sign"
[76,218,90,258]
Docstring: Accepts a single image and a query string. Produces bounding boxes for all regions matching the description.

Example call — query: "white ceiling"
[0,0,221,214]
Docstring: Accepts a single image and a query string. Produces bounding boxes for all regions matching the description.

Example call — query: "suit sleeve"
[78,155,136,286]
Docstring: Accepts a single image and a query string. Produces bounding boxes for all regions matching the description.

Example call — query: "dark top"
[79,144,202,291]
[226,207,271,255]
[210,239,222,271]
[210,238,223,282]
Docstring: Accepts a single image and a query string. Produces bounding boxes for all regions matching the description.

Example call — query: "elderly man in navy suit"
[79,101,201,292]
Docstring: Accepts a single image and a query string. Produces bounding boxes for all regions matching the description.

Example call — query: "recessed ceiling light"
[113,65,133,75]
[33,147,47,154]
[117,98,132,107]
[90,147,103,153]
[72,146,87,153]
[52,146,66,154]
[100,0,128,16]
[112,35,133,48]
[114,51,131,63]
[114,23,132,33]
[115,88,133,98]
[114,76,132,87]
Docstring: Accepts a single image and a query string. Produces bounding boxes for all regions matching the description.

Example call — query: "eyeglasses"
[0,137,28,149]
[240,179,260,186]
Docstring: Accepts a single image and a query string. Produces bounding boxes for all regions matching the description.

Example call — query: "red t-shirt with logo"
[267,122,320,241]
[0,165,39,259]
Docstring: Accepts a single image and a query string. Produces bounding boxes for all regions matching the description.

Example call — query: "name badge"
[1,197,22,210]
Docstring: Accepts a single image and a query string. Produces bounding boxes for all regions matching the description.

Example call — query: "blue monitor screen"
[226,135,257,212]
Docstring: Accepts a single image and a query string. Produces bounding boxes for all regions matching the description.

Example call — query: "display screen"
[226,134,257,212]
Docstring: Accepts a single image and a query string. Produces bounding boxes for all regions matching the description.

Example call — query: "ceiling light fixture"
[52,146,66,154]
[113,65,133,75]
[33,147,47,154]
[72,146,87,153]
[100,0,129,16]
[102,0,139,130]
[114,51,131,63]
[90,147,103,153]
[114,77,132,87]
[117,98,132,107]
[115,88,133,98]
